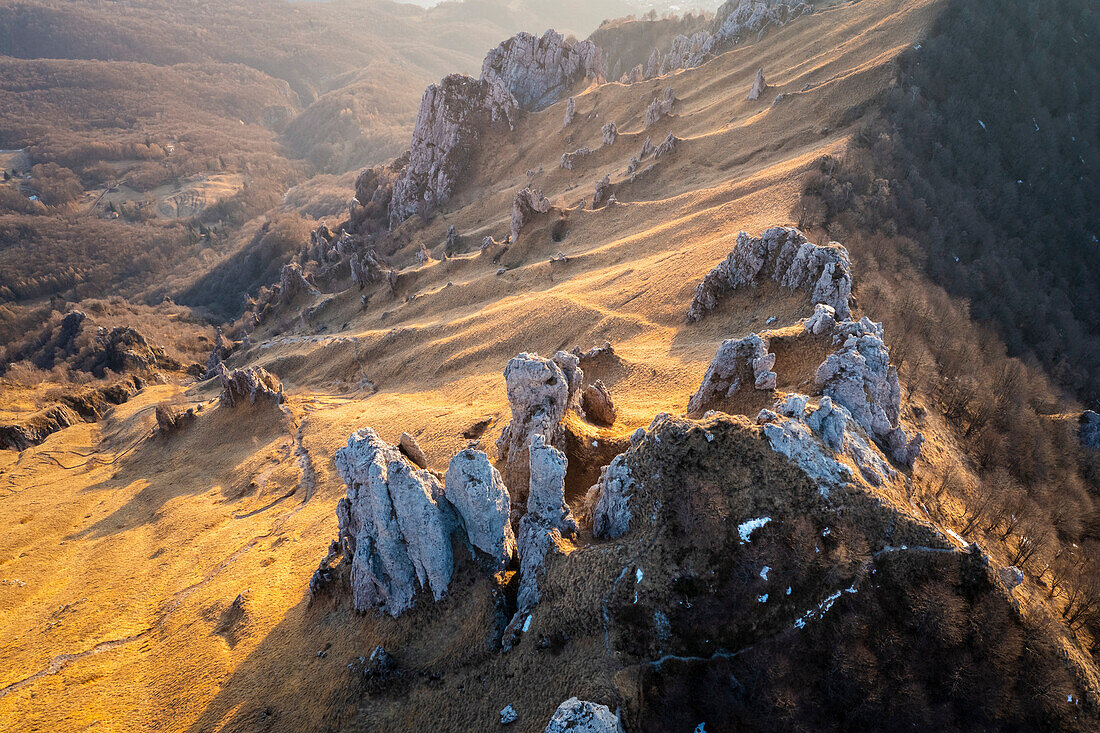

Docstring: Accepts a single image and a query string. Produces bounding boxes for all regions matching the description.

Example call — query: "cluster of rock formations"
[601,121,618,146]
[322,346,618,642]
[559,146,591,170]
[0,373,147,450]
[216,364,283,407]
[644,86,676,127]
[481,30,604,111]
[815,318,923,465]
[687,332,777,415]
[686,226,852,322]
[615,1,812,84]
[326,406,574,619]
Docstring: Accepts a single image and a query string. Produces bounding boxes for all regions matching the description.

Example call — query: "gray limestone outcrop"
[398,432,429,469]
[279,262,315,302]
[592,175,613,209]
[560,146,591,170]
[334,428,455,616]
[602,122,618,146]
[496,351,581,494]
[217,364,283,407]
[747,67,767,100]
[687,333,777,416]
[803,302,838,335]
[444,448,516,569]
[619,64,644,85]
[652,133,680,159]
[544,698,622,733]
[526,434,577,538]
[329,429,524,616]
[481,30,604,112]
[389,74,518,227]
[510,187,551,243]
[657,1,812,76]
[644,87,675,127]
[713,0,812,47]
[592,451,634,539]
[1081,411,1100,450]
[505,434,576,644]
[814,317,923,465]
[686,226,852,323]
[563,96,576,127]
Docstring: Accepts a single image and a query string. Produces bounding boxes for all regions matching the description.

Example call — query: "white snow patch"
[738,517,771,544]
[522,615,531,633]
[760,566,770,580]
[636,568,644,584]
[757,594,768,603]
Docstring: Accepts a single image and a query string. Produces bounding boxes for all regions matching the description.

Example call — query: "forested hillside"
[804,0,1100,407]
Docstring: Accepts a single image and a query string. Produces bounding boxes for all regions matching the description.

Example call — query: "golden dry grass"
[0,1,961,729]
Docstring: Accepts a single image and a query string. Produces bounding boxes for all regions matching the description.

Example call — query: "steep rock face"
[95,325,181,375]
[656,1,812,76]
[444,448,516,569]
[687,333,777,416]
[814,317,922,465]
[335,428,456,616]
[389,74,518,226]
[279,262,315,302]
[686,226,852,322]
[217,365,283,407]
[544,698,622,733]
[563,96,576,127]
[0,404,81,451]
[496,352,580,493]
[481,30,603,112]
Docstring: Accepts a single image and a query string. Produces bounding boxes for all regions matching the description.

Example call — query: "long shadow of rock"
[70,401,294,540]
[182,554,517,733]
